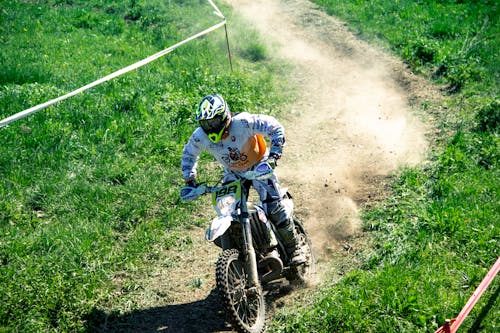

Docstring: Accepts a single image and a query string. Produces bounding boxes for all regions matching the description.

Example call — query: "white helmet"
[195,94,231,143]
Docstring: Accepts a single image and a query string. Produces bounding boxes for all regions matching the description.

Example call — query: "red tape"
[435,256,500,333]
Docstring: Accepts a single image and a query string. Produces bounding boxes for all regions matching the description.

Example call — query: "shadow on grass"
[83,289,231,333]
[83,281,297,333]
[467,282,500,333]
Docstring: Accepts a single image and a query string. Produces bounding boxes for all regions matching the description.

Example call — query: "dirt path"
[98,0,434,332]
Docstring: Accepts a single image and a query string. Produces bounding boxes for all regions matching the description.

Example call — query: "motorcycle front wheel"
[215,248,266,333]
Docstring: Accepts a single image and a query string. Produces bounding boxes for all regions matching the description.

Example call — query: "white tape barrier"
[207,0,225,19]
[0,1,226,129]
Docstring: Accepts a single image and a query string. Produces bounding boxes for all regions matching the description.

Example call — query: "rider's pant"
[223,167,298,250]
[267,200,298,253]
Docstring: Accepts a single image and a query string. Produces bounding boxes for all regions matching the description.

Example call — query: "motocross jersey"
[181,112,285,180]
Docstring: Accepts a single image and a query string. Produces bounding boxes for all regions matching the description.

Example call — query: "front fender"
[205,215,232,242]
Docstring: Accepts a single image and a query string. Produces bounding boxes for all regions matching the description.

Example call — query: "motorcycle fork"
[240,212,260,288]
[238,182,260,288]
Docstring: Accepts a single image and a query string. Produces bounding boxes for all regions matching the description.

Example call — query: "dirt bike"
[180,160,315,333]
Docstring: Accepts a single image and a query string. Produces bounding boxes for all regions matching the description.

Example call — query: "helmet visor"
[199,114,227,135]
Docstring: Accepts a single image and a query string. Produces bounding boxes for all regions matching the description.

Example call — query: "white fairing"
[205,215,232,242]
[255,205,279,247]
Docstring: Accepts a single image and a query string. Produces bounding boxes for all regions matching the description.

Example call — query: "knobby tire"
[287,217,316,285]
[215,248,266,333]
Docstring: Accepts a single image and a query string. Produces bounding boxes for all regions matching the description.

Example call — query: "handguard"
[180,185,206,201]
[242,161,274,180]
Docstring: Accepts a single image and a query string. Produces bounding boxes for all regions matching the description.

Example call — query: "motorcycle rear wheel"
[216,248,266,333]
[286,217,316,286]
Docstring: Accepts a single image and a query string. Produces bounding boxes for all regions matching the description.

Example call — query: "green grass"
[2,0,499,332]
[0,0,290,331]
[270,1,499,332]
[312,0,499,95]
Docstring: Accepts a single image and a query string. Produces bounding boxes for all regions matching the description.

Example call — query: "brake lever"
[268,157,278,169]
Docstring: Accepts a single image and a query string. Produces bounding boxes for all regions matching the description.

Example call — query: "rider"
[181,94,306,266]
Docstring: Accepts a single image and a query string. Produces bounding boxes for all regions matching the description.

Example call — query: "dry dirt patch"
[230,0,429,258]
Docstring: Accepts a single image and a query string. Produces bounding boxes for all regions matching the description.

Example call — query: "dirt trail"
[99,0,433,332]
[230,0,428,257]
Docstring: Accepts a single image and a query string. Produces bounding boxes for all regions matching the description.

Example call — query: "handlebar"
[267,157,278,169]
[180,160,276,202]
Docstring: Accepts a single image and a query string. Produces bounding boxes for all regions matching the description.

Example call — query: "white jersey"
[181,112,285,179]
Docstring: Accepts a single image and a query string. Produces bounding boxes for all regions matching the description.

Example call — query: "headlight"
[216,195,236,216]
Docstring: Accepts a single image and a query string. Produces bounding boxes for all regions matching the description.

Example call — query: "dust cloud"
[229,0,428,258]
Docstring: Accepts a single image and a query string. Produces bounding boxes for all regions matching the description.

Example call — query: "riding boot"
[275,222,306,266]
[267,200,306,266]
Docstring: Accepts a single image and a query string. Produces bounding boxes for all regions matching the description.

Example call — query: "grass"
[0,0,290,331]
[1,0,498,332]
[270,1,499,332]
[312,0,499,95]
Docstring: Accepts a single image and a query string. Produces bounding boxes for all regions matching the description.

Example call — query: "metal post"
[224,24,234,72]
[443,319,451,333]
